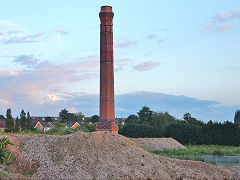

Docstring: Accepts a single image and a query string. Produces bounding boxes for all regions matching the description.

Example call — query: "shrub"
[0,137,15,164]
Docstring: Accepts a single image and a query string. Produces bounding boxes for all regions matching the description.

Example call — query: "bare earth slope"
[131,137,186,150]
[1,132,233,179]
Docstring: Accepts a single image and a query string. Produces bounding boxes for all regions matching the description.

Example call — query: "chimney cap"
[101,6,113,13]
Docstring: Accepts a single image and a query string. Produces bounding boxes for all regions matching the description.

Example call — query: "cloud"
[147,33,168,43]
[0,91,236,122]
[0,21,44,44]
[13,55,39,67]
[115,37,137,49]
[0,55,99,109]
[213,8,240,23]
[115,92,237,122]
[48,94,62,102]
[133,61,160,71]
[54,28,69,36]
[115,58,132,71]
[205,22,235,32]
[148,34,158,40]
[2,33,44,44]
[0,21,23,34]
[205,8,239,33]
[0,70,19,76]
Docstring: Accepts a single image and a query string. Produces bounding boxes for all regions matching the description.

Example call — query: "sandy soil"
[0,132,235,180]
[131,137,186,150]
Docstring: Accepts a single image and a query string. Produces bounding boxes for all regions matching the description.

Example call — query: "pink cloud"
[0,56,99,107]
[214,8,240,23]
[205,8,239,33]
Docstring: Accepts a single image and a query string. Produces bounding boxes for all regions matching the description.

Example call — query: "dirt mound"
[1,132,233,179]
[131,137,186,150]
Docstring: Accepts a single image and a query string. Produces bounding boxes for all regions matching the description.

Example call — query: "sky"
[0,0,240,122]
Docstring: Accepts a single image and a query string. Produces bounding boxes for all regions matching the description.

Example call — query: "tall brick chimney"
[96,6,119,134]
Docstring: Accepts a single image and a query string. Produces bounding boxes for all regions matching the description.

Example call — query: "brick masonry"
[96,6,119,134]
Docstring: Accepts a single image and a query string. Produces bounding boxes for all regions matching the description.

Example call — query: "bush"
[74,124,96,133]
[0,137,15,164]
[119,123,163,138]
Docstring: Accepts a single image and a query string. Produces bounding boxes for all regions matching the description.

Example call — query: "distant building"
[34,121,54,133]
[115,117,126,124]
[31,116,60,121]
[0,119,5,131]
[71,122,80,130]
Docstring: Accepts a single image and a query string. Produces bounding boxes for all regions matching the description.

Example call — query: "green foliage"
[14,116,20,132]
[137,106,153,124]
[5,108,14,133]
[84,124,96,132]
[234,109,240,126]
[26,112,33,131]
[120,107,240,146]
[74,124,96,133]
[59,109,85,126]
[183,112,205,127]
[84,117,91,123]
[119,123,163,138]
[46,123,67,135]
[18,129,41,135]
[0,115,5,119]
[151,112,176,127]
[59,109,70,123]
[0,138,15,164]
[74,126,89,133]
[20,109,27,131]
[151,145,240,161]
[125,114,139,124]
[91,115,99,123]
[75,112,85,122]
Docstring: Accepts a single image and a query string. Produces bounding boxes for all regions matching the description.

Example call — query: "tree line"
[119,106,240,146]
[4,108,33,132]
[58,109,99,125]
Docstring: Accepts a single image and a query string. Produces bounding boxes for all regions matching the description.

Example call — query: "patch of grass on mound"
[151,145,240,161]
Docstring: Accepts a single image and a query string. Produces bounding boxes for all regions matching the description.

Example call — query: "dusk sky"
[0,0,239,122]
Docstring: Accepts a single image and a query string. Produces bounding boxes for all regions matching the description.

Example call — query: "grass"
[151,145,240,161]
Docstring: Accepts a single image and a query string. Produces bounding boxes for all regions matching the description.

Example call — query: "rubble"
[0,132,233,179]
[131,137,186,150]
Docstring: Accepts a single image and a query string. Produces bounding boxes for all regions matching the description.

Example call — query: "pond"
[204,155,240,165]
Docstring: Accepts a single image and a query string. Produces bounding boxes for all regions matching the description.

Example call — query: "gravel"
[131,137,186,150]
[1,132,234,179]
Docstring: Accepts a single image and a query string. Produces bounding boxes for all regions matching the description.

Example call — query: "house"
[32,116,60,121]
[71,122,80,130]
[0,119,5,131]
[34,121,54,133]
[115,117,126,124]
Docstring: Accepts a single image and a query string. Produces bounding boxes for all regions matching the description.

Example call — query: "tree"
[26,112,33,130]
[14,116,20,132]
[125,114,139,124]
[91,115,99,123]
[5,109,14,132]
[137,106,153,124]
[59,109,70,123]
[234,109,240,126]
[75,112,85,122]
[20,109,27,130]
[183,112,204,127]
[0,115,5,119]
